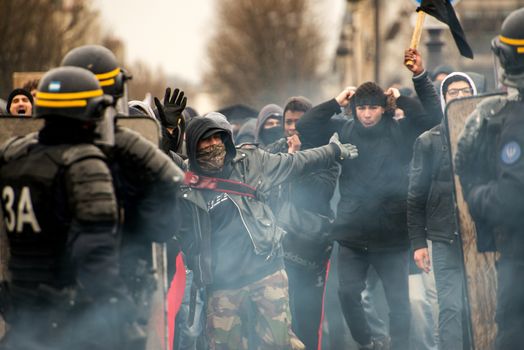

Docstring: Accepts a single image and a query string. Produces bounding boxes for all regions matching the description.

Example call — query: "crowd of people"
[0,7,523,350]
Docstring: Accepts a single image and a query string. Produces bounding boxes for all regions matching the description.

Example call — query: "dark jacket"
[175,117,340,286]
[408,125,457,250]
[407,71,477,251]
[297,96,439,251]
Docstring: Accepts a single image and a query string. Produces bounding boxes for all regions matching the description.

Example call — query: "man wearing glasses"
[404,48,477,350]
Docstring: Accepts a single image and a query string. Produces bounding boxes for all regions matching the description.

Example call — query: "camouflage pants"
[206,269,305,350]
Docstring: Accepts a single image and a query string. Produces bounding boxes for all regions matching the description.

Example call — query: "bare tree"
[205,0,325,109]
[0,0,102,98]
[127,60,168,103]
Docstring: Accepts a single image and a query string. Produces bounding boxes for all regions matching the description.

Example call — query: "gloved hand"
[329,132,358,160]
[154,87,187,129]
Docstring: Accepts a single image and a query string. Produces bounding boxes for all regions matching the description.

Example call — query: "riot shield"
[445,93,505,350]
[0,115,161,145]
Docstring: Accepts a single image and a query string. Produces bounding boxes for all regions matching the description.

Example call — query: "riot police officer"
[61,45,185,348]
[61,44,132,115]
[455,7,524,349]
[0,66,131,350]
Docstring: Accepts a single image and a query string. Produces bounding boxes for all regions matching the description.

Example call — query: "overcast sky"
[93,0,345,84]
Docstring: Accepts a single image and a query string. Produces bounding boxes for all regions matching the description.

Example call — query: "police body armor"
[0,133,115,303]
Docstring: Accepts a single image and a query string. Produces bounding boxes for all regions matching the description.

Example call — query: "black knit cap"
[353,82,387,107]
[6,88,33,114]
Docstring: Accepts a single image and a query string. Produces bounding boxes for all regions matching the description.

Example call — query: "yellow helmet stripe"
[99,78,115,87]
[36,99,87,108]
[36,89,103,100]
[518,47,524,54]
[499,35,524,46]
[95,67,120,80]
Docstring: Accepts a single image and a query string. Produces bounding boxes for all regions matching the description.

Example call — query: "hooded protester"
[6,88,33,116]
[175,115,358,350]
[404,48,477,350]
[296,81,439,350]
[264,95,338,350]
[254,104,284,149]
[235,118,257,145]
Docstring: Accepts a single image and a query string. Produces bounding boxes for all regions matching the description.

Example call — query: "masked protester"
[297,81,439,350]
[0,67,133,350]
[455,8,524,349]
[175,115,357,350]
[254,104,285,151]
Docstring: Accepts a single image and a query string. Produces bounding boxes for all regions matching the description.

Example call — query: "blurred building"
[334,0,524,91]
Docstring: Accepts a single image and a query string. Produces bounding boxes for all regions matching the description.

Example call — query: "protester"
[455,7,524,348]
[405,47,477,350]
[297,82,439,350]
[175,115,357,349]
[254,103,284,149]
[5,88,33,116]
[263,95,338,350]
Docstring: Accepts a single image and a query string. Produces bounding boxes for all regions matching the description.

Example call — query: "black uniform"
[456,95,524,349]
[0,132,130,350]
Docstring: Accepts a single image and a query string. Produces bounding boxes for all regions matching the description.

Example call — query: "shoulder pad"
[68,157,117,223]
[477,95,508,120]
[62,144,106,167]
[0,132,39,162]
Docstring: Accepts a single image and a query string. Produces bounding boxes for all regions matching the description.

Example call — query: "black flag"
[417,0,474,59]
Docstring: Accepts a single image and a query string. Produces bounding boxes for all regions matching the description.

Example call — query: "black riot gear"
[35,66,112,122]
[61,45,132,115]
[491,8,524,89]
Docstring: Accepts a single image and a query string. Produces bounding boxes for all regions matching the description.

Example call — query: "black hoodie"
[185,117,236,177]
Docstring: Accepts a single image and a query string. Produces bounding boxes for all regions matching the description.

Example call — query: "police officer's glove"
[329,132,358,160]
[154,87,187,129]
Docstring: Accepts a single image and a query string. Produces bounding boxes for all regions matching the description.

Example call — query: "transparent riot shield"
[444,93,505,350]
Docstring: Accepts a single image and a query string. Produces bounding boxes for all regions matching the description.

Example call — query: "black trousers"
[286,261,326,350]
[337,245,410,350]
[495,255,524,350]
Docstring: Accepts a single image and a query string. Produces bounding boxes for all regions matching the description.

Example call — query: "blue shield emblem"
[501,141,521,165]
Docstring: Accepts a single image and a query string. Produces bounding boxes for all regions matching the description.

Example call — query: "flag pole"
[406,10,427,67]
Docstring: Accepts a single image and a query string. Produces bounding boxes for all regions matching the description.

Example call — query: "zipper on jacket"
[225,193,261,254]
[193,198,204,284]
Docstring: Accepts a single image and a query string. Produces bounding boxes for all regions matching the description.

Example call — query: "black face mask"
[260,126,283,145]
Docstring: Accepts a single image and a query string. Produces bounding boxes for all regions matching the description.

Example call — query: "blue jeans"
[175,269,205,350]
[409,271,438,350]
[432,239,464,350]
[362,267,388,339]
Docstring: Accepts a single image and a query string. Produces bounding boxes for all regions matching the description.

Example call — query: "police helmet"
[61,45,131,98]
[491,8,524,75]
[35,66,111,121]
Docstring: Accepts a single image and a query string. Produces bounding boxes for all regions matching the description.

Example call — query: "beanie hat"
[353,82,387,107]
[6,88,33,114]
